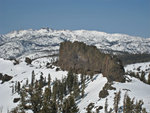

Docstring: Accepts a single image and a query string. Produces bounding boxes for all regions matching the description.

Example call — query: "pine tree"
[25,78,28,86]
[30,81,43,113]
[67,70,74,93]
[73,74,80,98]
[48,74,51,88]
[104,98,108,113]
[123,92,127,113]
[52,79,58,102]
[62,77,67,96]
[41,88,52,113]
[17,81,20,93]
[142,108,147,113]
[50,100,57,113]
[69,95,79,113]
[135,100,144,113]
[12,85,15,95]
[39,74,44,87]
[123,93,134,113]
[31,70,35,87]
[59,81,64,102]
[81,74,85,98]
[114,90,121,113]
[140,71,146,83]
[86,103,94,113]
[136,72,140,79]
[80,74,84,85]
[147,73,150,85]
[47,74,51,98]
[15,81,18,93]
[19,86,27,113]
[62,95,79,113]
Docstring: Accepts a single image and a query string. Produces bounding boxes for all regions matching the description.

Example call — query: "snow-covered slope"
[0,58,150,113]
[0,28,150,59]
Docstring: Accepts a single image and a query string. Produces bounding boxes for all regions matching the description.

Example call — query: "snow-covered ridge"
[0,28,150,59]
[0,58,150,113]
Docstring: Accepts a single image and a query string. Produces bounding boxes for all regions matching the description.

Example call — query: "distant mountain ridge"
[0,28,150,59]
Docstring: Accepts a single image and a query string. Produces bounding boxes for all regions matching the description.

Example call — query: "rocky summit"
[57,41,125,82]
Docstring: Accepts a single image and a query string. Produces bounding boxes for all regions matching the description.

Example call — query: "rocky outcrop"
[13,98,20,103]
[57,41,125,82]
[0,73,13,84]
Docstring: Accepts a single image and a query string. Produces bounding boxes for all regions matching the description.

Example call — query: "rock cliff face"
[58,41,125,82]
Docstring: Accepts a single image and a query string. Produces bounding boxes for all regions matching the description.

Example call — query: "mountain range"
[0,28,150,59]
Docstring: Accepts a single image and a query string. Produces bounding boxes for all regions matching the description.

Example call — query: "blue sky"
[0,0,150,38]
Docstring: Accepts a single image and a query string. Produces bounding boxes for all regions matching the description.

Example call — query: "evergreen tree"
[47,74,51,98]
[123,92,127,113]
[68,95,79,113]
[31,70,35,87]
[59,81,64,102]
[12,85,15,95]
[134,100,144,113]
[114,90,121,113]
[81,75,85,98]
[142,108,147,113]
[30,81,43,113]
[67,70,74,93]
[86,103,94,113]
[19,86,27,113]
[48,74,51,88]
[39,74,44,87]
[80,74,84,85]
[104,98,108,113]
[50,100,57,113]
[63,95,79,113]
[62,77,67,96]
[52,79,58,102]
[25,78,29,86]
[41,88,52,113]
[73,74,80,98]
[15,81,18,92]
[147,73,150,85]
[123,93,134,113]
[136,72,140,78]
[140,71,146,83]
[17,81,20,93]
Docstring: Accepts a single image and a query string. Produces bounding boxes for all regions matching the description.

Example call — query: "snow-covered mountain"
[0,58,150,113]
[0,28,150,59]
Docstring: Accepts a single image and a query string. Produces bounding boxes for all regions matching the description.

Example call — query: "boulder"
[1,74,13,83]
[13,98,20,103]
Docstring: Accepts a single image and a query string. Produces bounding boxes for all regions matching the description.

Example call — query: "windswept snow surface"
[78,74,107,113]
[0,58,150,112]
[0,58,68,113]
[0,28,150,59]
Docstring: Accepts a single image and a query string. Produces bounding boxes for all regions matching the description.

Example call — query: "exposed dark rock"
[13,59,19,65]
[1,74,13,83]
[96,106,103,112]
[57,41,125,82]
[25,57,32,64]
[0,73,2,80]
[13,98,20,103]
[56,67,60,71]
[99,89,109,98]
